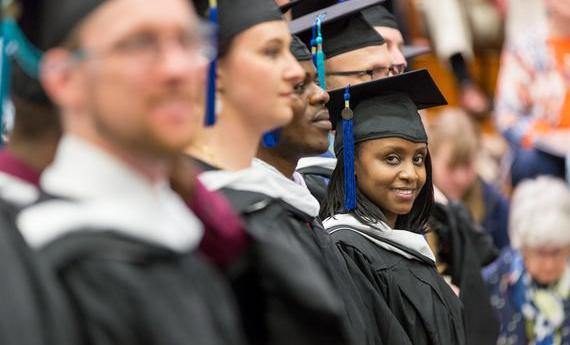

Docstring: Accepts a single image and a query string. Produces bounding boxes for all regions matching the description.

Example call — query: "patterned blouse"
[483,248,570,345]
[494,26,570,148]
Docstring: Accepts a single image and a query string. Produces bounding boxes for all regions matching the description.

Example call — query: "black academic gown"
[326,219,467,345]
[429,202,500,345]
[196,158,355,345]
[15,188,246,345]
[312,219,415,345]
[0,199,80,345]
[38,230,245,345]
[218,187,352,345]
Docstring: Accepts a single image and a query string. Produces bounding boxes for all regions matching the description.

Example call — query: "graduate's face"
[325,44,393,90]
[355,138,427,226]
[275,60,331,157]
[45,0,208,157]
[374,27,406,70]
[217,22,304,135]
[523,245,570,285]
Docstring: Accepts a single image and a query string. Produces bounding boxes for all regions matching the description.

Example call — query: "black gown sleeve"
[332,229,467,345]
[222,189,352,345]
[42,232,246,345]
[0,200,80,345]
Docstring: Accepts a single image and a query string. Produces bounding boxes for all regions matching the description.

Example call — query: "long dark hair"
[320,143,434,233]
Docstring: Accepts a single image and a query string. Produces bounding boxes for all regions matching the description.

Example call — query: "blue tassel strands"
[0,16,43,145]
[204,0,218,127]
[261,128,281,148]
[314,16,326,89]
[341,85,356,211]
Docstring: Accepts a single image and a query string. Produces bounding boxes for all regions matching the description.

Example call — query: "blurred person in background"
[494,0,570,187]
[421,0,504,119]
[483,176,570,345]
[429,109,510,250]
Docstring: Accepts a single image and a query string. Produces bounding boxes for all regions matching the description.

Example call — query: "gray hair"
[510,176,570,249]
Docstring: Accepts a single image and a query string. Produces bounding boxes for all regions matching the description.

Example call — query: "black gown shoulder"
[0,199,80,345]
[219,188,353,345]
[328,226,467,345]
[41,230,246,345]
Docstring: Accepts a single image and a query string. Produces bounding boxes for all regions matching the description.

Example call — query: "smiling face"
[273,60,331,158]
[217,21,304,134]
[41,0,209,157]
[355,137,428,227]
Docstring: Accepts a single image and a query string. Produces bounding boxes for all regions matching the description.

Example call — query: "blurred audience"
[483,176,570,345]
[429,109,510,249]
[494,0,570,187]
[421,0,504,118]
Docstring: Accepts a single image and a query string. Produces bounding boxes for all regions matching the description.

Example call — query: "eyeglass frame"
[70,19,217,66]
[325,64,407,80]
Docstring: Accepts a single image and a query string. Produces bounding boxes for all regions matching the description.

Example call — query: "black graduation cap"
[361,4,397,29]
[290,0,385,58]
[290,35,312,61]
[33,0,104,51]
[192,0,283,54]
[360,5,432,60]
[327,69,446,211]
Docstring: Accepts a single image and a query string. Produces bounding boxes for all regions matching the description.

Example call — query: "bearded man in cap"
[15,1,246,344]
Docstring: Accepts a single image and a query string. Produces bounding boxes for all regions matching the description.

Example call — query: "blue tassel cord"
[204,0,218,127]
[342,85,356,211]
[261,128,281,148]
[0,18,43,144]
[314,17,326,89]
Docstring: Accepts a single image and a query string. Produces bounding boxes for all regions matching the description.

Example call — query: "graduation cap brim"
[403,45,431,60]
[288,0,385,35]
[327,69,447,128]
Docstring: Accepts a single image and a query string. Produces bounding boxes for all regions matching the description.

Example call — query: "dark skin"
[355,138,428,228]
[257,60,330,178]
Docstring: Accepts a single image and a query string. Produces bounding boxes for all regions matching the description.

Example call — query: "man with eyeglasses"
[14,1,246,344]
[292,2,397,90]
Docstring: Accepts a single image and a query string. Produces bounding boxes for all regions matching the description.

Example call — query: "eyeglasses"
[326,64,407,81]
[73,19,216,66]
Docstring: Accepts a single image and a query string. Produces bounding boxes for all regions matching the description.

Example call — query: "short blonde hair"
[510,176,570,249]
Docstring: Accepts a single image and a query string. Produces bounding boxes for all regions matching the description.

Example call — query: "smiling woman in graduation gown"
[321,70,467,345]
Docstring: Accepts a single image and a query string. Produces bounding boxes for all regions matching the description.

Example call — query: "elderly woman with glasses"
[483,176,570,345]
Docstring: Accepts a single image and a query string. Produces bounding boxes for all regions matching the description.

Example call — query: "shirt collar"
[18,135,203,251]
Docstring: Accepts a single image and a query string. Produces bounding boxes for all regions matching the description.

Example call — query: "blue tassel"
[310,22,317,65]
[342,85,356,211]
[0,18,44,146]
[314,17,326,89]
[204,1,218,127]
[261,128,281,148]
[1,20,15,147]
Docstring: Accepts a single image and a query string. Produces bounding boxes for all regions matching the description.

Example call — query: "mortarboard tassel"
[261,128,281,148]
[204,0,218,127]
[342,85,356,211]
[0,9,43,144]
[314,16,326,89]
[310,21,317,65]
